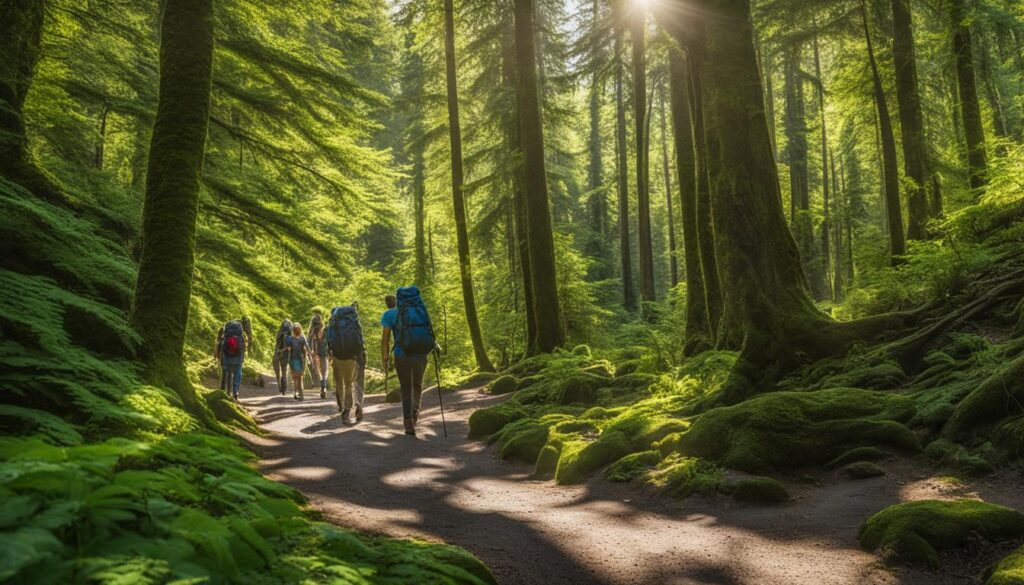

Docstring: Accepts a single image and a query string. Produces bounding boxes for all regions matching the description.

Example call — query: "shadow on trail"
[236,374,989,585]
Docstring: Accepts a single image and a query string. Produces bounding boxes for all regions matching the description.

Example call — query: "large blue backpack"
[327,306,363,360]
[395,286,436,355]
[222,320,246,358]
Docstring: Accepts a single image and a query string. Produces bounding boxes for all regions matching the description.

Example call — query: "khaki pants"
[332,359,359,411]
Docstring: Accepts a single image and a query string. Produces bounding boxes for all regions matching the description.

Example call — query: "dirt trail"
[238,377,1023,585]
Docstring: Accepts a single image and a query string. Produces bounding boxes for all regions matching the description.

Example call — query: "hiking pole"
[433,348,447,438]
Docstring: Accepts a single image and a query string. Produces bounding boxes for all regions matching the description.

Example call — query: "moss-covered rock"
[515,375,543,391]
[555,432,632,484]
[580,363,613,377]
[925,439,996,477]
[731,476,790,504]
[486,375,519,395]
[605,450,661,482]
[946,355,1024,437]
[824,447,889,470]
[461,371,498,388]
[556,374,605,405]
[534,444,561,479]
[986,544,1024,585]
[467,403,528,439]
[859,499,1024,567]
[614,360,641,377]
[662,388,920,472]
[571,344,592,357]
[840,461,886,479]
[825,362,906,390]
[647,455,722,497]
[994,416,1024,461]
[493,418,549,464]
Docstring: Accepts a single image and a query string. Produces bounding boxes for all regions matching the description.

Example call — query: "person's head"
[292,323,302,336]
[385,294,396,309]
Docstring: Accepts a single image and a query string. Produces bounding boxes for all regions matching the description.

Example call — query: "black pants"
[394,354,428,427]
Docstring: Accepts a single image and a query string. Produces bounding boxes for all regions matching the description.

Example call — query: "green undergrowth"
[859,499,1024,568]
[987,544,1024,585]
[0,183,493,584]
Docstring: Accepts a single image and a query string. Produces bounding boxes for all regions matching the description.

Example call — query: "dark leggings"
[394,354,428,425]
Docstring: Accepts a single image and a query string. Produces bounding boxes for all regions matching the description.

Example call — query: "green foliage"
[485,375,519,395]
[987,544,1024,585]
[859,500,1024,568]
[646,455,723,497]
[605,450,661,483]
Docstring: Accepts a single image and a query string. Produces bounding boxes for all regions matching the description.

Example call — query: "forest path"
[237,376,1021,585]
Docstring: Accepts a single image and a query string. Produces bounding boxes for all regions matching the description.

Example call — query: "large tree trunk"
[443,0,494,372]
[783,44,821,297]
[0,0,62,202]
[614,22,637,310]
[950,0,988,190]
[658,82,678,289]
[513,0,565,353]
[587,0,606,240]
[632,0,656,305]
[130,0,214,410]
[502,30,537,355]
[891,0,933,240]
[812,28,832,299]
[413,148,428,286]
[861,0,906,263]
[667,46,711,354]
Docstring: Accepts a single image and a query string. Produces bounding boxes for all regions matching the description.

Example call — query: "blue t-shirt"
[380,308,403,357]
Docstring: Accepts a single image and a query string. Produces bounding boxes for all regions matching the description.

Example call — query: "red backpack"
[222,320,245,357]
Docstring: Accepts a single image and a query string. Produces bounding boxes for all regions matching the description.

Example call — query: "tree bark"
[130,0,214,409]
[587,0,606,239]
[632,0,655,305]
[783,44,820,296]
[668,46,711,354]
[861,0,906,262]
[658,82,678,289]
[443,0,494,372]
[812,28,832,299]
[614,20,637,310]
[513,0,565,353]
[950,0,988,190]
[890,0,933,240]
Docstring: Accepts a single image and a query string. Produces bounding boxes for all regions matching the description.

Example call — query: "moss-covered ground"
[0,181,493,584]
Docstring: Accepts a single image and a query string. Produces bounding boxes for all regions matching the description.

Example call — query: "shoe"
[293,392,299,400]
[233,394,239,402]
[320,389,326,399]
[355,406,363,422]
[341,408,351,422]
[405,429,416,436]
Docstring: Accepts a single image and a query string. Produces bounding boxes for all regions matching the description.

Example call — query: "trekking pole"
[433,348,448,438]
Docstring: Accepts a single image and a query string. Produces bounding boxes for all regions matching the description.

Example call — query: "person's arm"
[381,327,391,371]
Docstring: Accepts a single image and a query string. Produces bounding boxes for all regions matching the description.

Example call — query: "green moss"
[859,499,1024,567]
[825,361,906,390]
[555,431,632,484]
[647,455,723,497]
[556,374,605,405]
[925,439,996,477]
[515,375,544,391]
[493,418,549,464]
[461,371,498,388]
[614,360,641,377]
[946,355,1024,436]
[825,447,889,470]
[994,416,1024,461]
[571,344,592,357]
[731,476,790,504]
[534,445,561,479]
[987,544,1024,585]
[486,375,520,395]
[840,461,886,479]
[605,450,661,482]
[467,403,528,439]
[664,388,920,472]
[580,363,613,377]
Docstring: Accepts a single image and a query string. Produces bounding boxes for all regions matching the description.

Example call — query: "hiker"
[241,316,254,352]
[308,311,329,399]
[286,323,309,400]
[352,301,367,410]
[327,305,365,422]
[215,325,226,390]
[381,287,436,436]
[215,319,247,401]
[273,319,293,395]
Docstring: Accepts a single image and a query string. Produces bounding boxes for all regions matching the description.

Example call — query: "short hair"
[385,294,396,309]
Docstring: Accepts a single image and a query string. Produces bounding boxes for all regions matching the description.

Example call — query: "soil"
[237,377,1024,585]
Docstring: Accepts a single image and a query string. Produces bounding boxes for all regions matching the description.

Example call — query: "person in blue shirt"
[380,294,428,436]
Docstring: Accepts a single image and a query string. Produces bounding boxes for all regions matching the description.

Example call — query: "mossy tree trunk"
[130,0,214,412]
[614,16,637,311]
[443,0,494,372]
[632,0,656,305]
[0,0,61,202]
[950,0,988,190]
[783,44,821,296]
[891,0,934,240]
[812,27,832,299]
[667,45,711,354]
[586,0,606,241]
[513,0,564,353]
[658,82,678,289]
[861,0,906,263]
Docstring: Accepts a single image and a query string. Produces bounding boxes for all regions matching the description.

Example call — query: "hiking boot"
[355,405,363,422]
[403,418,415,435]
[405,429,416,436]
[341,408,351,422]
[320,388,326,399]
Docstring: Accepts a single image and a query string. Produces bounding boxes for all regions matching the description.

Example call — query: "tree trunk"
[632,0,655,305]
[130,0,214,409]
[443,0,493,372]
[890,0,933,240]
[614,23,637,310]
[513,0,565,353]
[830,149,844,300]
[658,82,678,289]
[413,149,428,286]
[668,46,711,354]
[861,0,906,263]
[95,102,109,170]
[0,0,61,202]
[759,37,778,159]
[951,0,988,190]
[783,44,819,295]
[812,28,832,299]
[587,0,605,239]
